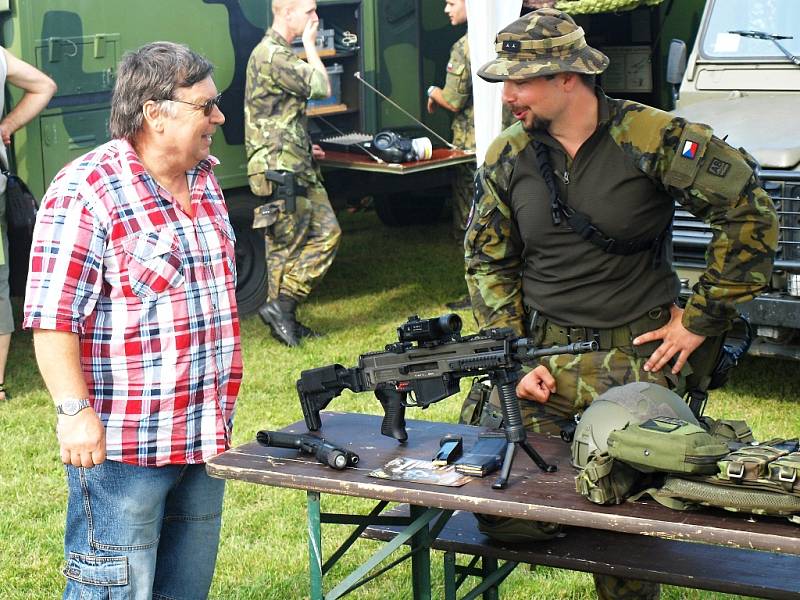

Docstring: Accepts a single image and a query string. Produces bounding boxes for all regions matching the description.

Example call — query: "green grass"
[1,209,798,599]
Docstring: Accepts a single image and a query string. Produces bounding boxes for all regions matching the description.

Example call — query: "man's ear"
[142,100,165,133]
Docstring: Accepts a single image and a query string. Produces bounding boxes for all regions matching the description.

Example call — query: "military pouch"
[717,445,788,482]
[252,201,281,229]
[607,416,729,475]
[769,452,800,493]
[458,379,491,426]
[700,416,755,444]
[575,451,640,505]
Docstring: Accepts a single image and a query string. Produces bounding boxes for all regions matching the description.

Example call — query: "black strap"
[532,140,670,266]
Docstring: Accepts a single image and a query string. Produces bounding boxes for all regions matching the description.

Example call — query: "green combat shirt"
[441,34,475,152]
[465,90,779,337]
[245,28,329,191]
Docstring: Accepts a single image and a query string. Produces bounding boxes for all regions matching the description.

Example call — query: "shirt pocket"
[122,228,185,299]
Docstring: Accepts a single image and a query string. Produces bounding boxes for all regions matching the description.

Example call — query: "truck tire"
[228,202,267,316]
[374,192,446,227]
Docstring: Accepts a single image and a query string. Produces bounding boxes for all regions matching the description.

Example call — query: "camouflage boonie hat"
[478,8,609,82]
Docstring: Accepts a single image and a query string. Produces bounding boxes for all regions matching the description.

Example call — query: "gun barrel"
[527,341,598,359]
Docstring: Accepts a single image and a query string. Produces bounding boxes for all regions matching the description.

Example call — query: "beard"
[522,116,551,132]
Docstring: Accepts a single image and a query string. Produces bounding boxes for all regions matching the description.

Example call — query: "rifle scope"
[398,313,462,343]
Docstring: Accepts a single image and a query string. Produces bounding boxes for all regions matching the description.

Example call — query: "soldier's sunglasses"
[167,93,223,116]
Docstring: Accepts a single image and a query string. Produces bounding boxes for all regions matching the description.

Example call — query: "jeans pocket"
[63,552,128,599]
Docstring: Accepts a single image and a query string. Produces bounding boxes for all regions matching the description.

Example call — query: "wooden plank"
[207,413,800,555]
[307,103,349,117]
[363,509,800,600]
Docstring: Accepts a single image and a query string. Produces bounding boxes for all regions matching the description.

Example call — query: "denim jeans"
[63,460,226,600]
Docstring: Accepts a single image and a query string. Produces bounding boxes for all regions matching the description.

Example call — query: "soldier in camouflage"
[465,8,778,599]
[426,0,475,311]
[245,0,341,347]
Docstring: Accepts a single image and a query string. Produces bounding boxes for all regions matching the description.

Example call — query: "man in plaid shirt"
[24,42,242,599]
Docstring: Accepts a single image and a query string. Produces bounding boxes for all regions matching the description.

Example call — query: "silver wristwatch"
[56,397,91,416]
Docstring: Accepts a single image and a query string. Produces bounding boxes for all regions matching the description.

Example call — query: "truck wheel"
[374,192,446,227]
[228,203,267,316]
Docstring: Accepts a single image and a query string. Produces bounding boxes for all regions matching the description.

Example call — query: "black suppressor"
[256,430,359,470]
[398,313,462,343]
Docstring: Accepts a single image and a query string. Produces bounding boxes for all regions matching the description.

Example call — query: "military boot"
[296,322,324,339]
[257,295,300,347]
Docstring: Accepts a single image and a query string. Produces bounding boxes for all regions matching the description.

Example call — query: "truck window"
[701,0,800,59]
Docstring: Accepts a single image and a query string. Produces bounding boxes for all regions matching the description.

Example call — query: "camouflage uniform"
[440,34,476,236]
[464,8,779,600]
[245,28,341,302]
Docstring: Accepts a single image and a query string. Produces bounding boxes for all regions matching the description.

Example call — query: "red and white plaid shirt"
[24,139,243,466]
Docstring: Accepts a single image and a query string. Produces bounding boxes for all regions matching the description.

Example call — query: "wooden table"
[207,412,800,599]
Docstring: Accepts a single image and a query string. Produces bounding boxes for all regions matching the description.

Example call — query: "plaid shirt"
[23,139,242,466]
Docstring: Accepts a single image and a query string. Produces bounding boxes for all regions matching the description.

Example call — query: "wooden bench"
[363,506,800,600]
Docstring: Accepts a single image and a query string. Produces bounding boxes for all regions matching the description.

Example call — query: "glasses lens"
[204,94,222,116]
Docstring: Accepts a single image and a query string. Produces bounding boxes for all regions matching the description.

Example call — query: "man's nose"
[501,81,515,104]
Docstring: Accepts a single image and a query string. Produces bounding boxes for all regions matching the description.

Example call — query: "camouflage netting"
[555,0,663,14]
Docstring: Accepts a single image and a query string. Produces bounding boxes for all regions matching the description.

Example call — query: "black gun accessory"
[256,430,359,470]
[296,313,597,488]
[433,434,463,466]
[264,170,305,214]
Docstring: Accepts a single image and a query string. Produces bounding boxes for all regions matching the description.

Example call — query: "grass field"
[1,208,798,599]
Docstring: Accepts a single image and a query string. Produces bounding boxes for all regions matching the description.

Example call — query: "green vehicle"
[0,0,467,314]
[667,0,800,360]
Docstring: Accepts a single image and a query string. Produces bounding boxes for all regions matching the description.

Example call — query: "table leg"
[308,491,323,600]
[410,504,432,600]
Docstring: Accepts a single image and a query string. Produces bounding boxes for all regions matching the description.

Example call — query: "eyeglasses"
[165,93,223,116]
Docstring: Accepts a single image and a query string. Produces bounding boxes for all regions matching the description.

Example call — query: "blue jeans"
[63,461,226,600]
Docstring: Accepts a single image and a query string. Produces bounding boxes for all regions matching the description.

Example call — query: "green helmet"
[477,8,609,83]
[570,382,698,468]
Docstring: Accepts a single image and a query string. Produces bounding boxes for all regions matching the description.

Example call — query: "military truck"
[0,0,468,314]
[667,0,800,360]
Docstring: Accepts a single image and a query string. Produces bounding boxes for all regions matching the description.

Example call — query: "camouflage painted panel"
[244,31,319,187]
[607,98,779,336]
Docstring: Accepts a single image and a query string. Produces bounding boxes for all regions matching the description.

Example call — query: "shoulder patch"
[707,157,731,177]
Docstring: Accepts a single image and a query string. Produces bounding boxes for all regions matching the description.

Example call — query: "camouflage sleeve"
[269,48,322,100]
[657,118,779,336]
[464,164,526,336]
[441,36,471,112]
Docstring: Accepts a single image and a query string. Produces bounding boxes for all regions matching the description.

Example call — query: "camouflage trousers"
[265,182,341,301]
[451,162,475,240]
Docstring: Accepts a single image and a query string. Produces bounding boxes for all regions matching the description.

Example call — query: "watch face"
[59,398,89,415]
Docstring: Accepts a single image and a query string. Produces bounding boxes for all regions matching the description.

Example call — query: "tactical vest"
[576,417,800,524]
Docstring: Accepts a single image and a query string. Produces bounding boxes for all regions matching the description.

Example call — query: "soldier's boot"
[258,296,300,347]
[278,295,324,339]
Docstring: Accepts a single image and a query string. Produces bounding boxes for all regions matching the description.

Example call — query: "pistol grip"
[375,388,408,442]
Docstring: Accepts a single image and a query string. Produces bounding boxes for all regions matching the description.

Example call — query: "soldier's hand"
[427,97,436,114]
[633,304,706,375]
[302,17,320,49]
[312,144,326,160]
[57,408,107,468]
[516,365,556,404]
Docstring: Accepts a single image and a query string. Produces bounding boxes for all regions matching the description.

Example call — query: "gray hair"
[109,41,213,142]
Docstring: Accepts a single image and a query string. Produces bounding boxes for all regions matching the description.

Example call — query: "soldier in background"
[465,8,777,599]
[245,0,341,347]
[426,0,475,311]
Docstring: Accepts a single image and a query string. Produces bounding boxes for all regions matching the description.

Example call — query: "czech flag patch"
[682,140,699,159]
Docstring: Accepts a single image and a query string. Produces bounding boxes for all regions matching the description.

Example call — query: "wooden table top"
[207,412,800,555]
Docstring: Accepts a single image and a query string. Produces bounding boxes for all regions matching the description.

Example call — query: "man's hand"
[427,97,436,114]
[516,365,556,403]
[0,124,10,145]
[633,304,706,374]
[57,409,106,468]
[312,144,326,160]
[302,16,320,50]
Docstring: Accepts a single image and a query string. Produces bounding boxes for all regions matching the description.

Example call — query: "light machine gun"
[297,314,597,488]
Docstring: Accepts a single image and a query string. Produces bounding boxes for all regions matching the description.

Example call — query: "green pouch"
[768,452,800,493]
[717,445,788,482]
[701,417,754,444]
[575,451,640,505]
[607,416,729,475]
